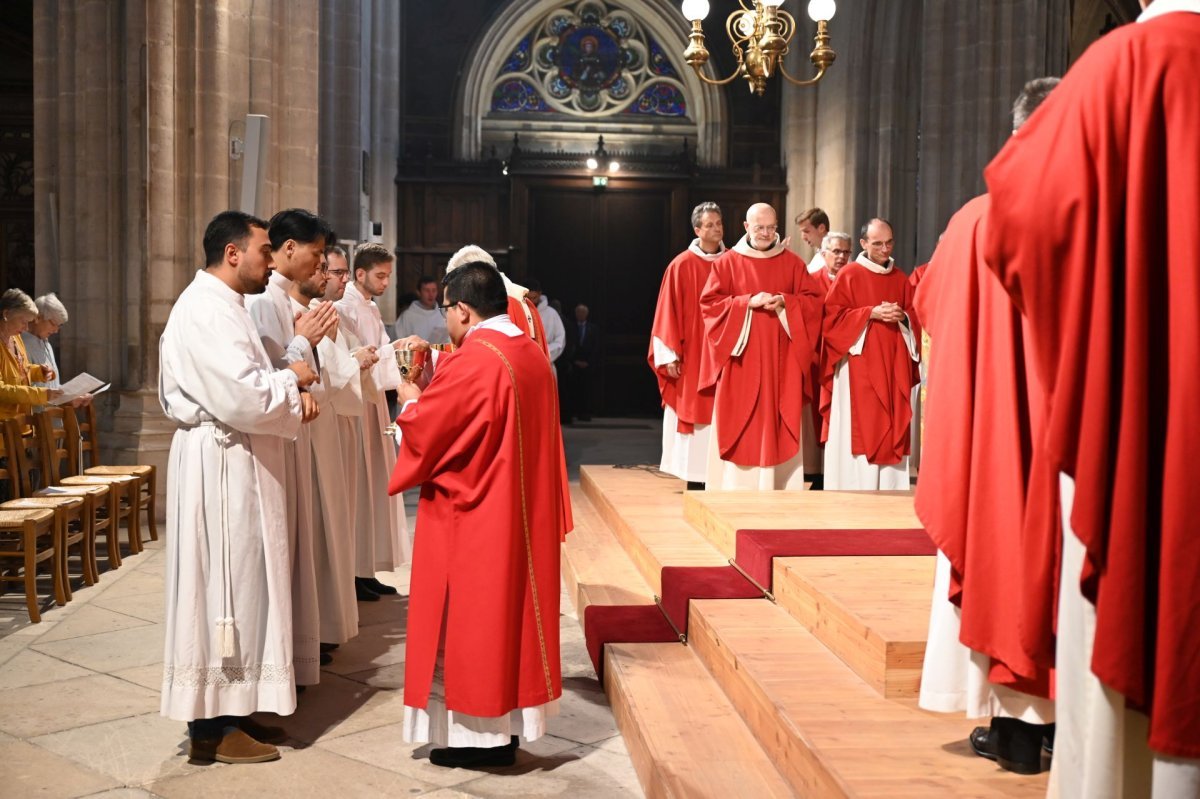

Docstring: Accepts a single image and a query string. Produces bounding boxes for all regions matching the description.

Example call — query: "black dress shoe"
[992,718,1053,775]
[319,642,339,653]
[429,736,518,769]
[686,481,705,491]
[355,578,381,602]
[320,651,332,666]
[969,725,998,761]
[364,577,398,596]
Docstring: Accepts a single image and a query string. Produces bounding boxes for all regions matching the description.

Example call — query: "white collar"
[345,282,374,306]
[1139,0,1200,22]
[731,234,787,259]
[854,252,895,275]
[197,269,246,307]
[688,238,726,262]
[465,313,522,340]
[269,271,293,290]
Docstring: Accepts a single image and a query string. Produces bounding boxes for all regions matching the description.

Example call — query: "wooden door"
[527,183,680,417]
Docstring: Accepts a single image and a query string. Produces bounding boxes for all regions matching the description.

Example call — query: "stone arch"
[453,0,727,165]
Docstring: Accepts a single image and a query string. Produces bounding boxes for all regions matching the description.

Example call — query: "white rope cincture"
[211,424,237,658]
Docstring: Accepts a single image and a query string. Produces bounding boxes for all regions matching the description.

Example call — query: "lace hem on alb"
[163,663,294,689]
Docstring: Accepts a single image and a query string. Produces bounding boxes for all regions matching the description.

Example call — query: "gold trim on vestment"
[477,339,554,700]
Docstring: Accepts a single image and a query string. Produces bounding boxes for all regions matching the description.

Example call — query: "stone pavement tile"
[255,672,407,745]
[31,712,219,786]
[350,590,408,631]
[317,723,578,790]
[0,673,159,738]
[77,790,162,799]
[148,743,438,799]
[339,661,404,689]
[447,742,643,798]
[0,648,94,690]
[416,790,486,799]
[110,663,165,692]
[545,680,620,746]
[321,610,407,676]
[90,570,164,602]
[0,738,120,798]
[91,591,165,624]
[33,604,154,644]
[32,622,163,674]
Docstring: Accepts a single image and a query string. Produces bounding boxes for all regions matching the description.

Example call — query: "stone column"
[35,0,322,520]
[781,1,925,264]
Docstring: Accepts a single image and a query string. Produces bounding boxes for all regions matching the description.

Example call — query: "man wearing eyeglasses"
[820,217,920,491]
[698,202,824,490]
[814,232,852,293]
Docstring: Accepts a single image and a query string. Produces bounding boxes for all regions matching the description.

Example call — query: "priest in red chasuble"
[698,202,824,490]
[915,78,1060,777]
[820,217,920,490]
[649,201,724,486]
[388,262,570,769]
[983,1,1200,791]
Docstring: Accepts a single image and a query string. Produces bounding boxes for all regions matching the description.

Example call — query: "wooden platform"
[563,466,1049,797]
[775,555,935,698]
[682,488,919,557]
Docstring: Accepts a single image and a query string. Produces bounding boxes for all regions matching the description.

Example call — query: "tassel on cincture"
[216,617,236,658]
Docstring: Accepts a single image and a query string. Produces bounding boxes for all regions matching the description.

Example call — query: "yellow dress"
[0,335,49,421]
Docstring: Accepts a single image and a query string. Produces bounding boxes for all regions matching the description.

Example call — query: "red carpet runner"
[583,527,935,678]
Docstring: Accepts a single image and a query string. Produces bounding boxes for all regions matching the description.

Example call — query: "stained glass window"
[489,0,690,119]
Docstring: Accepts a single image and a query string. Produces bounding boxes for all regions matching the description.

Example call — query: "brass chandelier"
[680,0,837,95]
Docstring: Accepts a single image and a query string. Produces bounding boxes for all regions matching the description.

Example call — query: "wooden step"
[688,599,1047,798]
[774,555,935,698]
[682,489,919,558]
[605,642,793,798]
[562,484,656,614]
[580,466,728,594]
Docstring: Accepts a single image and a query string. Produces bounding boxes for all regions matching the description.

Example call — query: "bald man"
[698,203,824,490]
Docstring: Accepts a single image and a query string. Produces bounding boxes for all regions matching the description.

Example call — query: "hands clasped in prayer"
[749,291,785,312]
[869,301,907,324]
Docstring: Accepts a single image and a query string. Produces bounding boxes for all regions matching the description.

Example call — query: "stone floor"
[0,417,663,799]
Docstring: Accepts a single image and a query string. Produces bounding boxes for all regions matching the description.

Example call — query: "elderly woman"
[0,288,64,419]
[21,292,68,390]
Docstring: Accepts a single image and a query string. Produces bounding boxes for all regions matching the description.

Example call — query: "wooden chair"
[74,403,157,545]
[2,417,94,598]
[0,504,59,623]
[37,409,139,562]
[33,410,118,583]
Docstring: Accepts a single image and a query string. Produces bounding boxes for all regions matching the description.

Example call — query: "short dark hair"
[860,217,893,239]
[524,277,542,292]
[1012,77,1060,131]
[353,243,394,275]
[795,208,830,230]
[416,274,438,289]
[267,208,335,251]
[326,244,348,260]
[203,210,268,267]
[441,262,508,318]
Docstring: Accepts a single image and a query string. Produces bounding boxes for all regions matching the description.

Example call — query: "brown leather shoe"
[190,727,281,764]
[238,716,289,745]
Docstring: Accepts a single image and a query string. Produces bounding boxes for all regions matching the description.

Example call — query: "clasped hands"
[749,292,785,312]
[870,302,907,324]
[294,301,339,346]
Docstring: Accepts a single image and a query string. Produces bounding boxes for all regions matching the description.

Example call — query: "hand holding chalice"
[394,336,431,384]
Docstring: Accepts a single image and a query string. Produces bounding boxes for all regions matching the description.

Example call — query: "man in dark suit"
[566,303,602,422]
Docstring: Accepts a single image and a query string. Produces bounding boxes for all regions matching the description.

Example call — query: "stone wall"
[34,0,322,517]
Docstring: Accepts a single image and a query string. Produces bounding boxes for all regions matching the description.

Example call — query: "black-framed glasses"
[439,300,460,310]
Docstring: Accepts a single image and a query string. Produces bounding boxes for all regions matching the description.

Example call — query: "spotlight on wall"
[586,157,599,170]
[608,161,620,173]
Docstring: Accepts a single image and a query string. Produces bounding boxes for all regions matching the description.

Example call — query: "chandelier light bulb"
[807,0,836,22]
[586,157,599,170]
[608,161,620,173]
[737,10,757,37]
[680,0,710,22]
[761,0,786,7]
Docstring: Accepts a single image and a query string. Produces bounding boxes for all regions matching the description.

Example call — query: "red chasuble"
[508,295,550,359]
[820,261,920,464]
[648,245,717,433]
[698,241,823,467]
[915,195,1053,698]
[389,327,568,717]
[983,12,1200,757]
